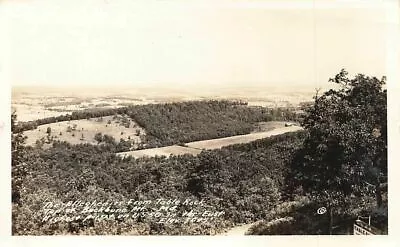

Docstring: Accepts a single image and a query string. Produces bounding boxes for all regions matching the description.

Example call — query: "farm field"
[12,97,155,122]
[186,126,302,150]
[12,103,72,122]
[23,115,146,147]
[116,125,302,158]
[117,145,202,159]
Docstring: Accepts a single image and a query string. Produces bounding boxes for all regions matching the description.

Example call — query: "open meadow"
[23,115,145,147]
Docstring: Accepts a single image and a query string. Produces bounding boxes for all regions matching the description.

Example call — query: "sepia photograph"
[2,0,398,243]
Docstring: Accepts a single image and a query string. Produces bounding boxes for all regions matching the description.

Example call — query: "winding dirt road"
[219,221,261,236]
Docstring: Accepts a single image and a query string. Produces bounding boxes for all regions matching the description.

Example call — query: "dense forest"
[125,100,297,146]
[13,128,385,235]
[12,130,306,235]
[249,70,388,235]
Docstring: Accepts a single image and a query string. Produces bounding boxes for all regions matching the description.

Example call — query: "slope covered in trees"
[249,70,388,235]
[12,130,305,235]
[125,100,279,146]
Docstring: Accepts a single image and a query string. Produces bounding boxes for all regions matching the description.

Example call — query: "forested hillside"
[248,70,388,235]
[125,100,291,146]
[12,130,305,235]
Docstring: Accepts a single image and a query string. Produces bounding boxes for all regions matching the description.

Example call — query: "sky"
[1,0,397,90]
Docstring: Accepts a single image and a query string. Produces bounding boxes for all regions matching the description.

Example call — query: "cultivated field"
[23,115,145,147]
[117,145,202,159]
[186,126,302,150]
[12,103,71,122]
[116,125,302,158]
[12,96,154,122]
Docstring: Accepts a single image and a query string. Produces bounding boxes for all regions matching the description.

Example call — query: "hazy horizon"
[11,83,318,99]
[3,0,392,90]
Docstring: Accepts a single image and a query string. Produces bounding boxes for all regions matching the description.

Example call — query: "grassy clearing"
[23,115,145,147]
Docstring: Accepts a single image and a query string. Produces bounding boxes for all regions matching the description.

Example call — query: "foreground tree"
[11,112,27,204]
[289,69,387,234]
